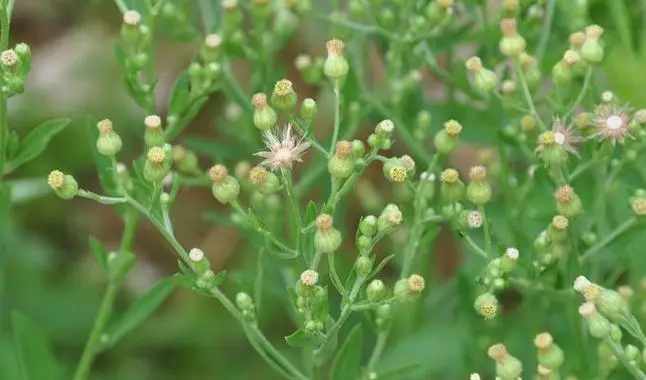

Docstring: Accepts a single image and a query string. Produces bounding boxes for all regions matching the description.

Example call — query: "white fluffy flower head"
[189,248,204,262]
[255,124,310,170]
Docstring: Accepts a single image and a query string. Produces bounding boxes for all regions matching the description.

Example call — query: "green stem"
[311,251,323,270]
[516,64,546,131]
[459,231,489,259]
[0,4,12,181]
[605,337,646,380]
[365,331,389,376]
[536,0,556,62]
[329,80,341,155]
[114,0,128,13]
[281,169,302,254]
[327,253,345,295]
[230,200,297,256]
[477,204,491,254]
[72,283,119,380]
[580,217,638,263]
[565,67,593,119]
[315,278,363,356]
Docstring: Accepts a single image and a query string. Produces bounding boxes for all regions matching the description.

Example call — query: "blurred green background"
[3,0,646,379]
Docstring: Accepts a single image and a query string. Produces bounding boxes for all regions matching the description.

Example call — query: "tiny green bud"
[14,43,30,65]
[357,235,372,252]
[328,141,356,179]
[360,215,378,236]
[144,147,170,183]
[209,165,240,204]
[121,10,142,43]
[499,248,519,273]
[626,344,641,364]
[48,170,79,200]
[375,119,395,139]
[488,344,523,380]
[466,57,497,93]
[314,214,342,253]
[351,139,365,158]
[440,168,465,203]
[236,292,255,311]
[434,119,463,154]
[366,279,386,302]
[579,302,611,338]
[499,19,526,57]
[300,98,317,120]
[580,25,604,63]
[534,332,564,370]
[96,119,122,156]
[252,93,278,131]
[144,115,165,148]
[355,256,373,278]
[323,39,349,80]
[467,166,492,205]
[271,79,297,110]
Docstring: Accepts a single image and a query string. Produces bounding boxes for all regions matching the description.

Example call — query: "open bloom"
[551,116,581,157]
[255,124,310,170]
[592,104,632,145]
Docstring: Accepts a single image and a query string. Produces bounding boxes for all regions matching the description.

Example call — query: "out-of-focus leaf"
[8,178,49,204]
[105,277,176,346]
[330,324,363,380]
[12,312,62,380]
[9,118,71,172]
[88,237,109,270]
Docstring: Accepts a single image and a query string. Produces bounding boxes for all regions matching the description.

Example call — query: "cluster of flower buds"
[368,119,395,150]
[295,269,328,332]
[1,42,30,96]
[473,248,518,319]
[382,155,415,183]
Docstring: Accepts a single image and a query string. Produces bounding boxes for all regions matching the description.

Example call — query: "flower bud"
[209,165,240,204]
[579,302,611,338]
[249,166,280,194]
[328,141,356,179]
[300,98,317,120]
[548,215,569,243]
[375,119,395,139]
[499,19,526,57]
[499,247,519,273]
[270,79,297,110]
[382,158,409,183]
[537,131,568,168]
[631,195,646,216]
[314,214,342,253]
[96,119,122,156]
[466,57,497,93]
[121,10,142,43]
[299,269,319,287]
[144,147,170,183]
[467,166,492,205]
[355,256,373,278]
[366,279,386,302]
[580,25,604,63]
[357,235,371,253]
[596,288,631,324]
[172,145,199,175]
[434,119,463,154]
[236,292,255,312]
[554,185,583,217]
[360,215,378,237]
[252,93,278,131]
[552,50,580,85]
[14,43,30,66]
[474,292,498,320]
[440,168,465,203]
[626,344,641,365]
[144,115,165,148]
[488,344,523,380]
[324,39,349,80]
[534,332,564,370]
[377,204,402,233]
[47,170,79,200]
[351,140,365,158]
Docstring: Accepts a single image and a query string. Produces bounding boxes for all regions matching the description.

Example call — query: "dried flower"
[255,124,310,170]
[551,117,581,157]
[592,104,632,145]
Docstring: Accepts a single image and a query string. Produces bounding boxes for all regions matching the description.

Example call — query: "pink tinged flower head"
[255,124,310,170]
[551,116,581,157]
[593,104,632,145]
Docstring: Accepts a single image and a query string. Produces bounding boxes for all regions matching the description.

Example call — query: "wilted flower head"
[592,104,632,145]
[551,117,581,156]
[255,124,310,170]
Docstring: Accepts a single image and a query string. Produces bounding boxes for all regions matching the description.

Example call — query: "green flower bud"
[121,10,143,43]
[499,19,526,57]
[467,166,492,205]
[434,119,463,154]
[209,165,240,204]
[144,147,170,183]
[96,119,122,156]
[534,231,550,252]
[375,119,395,139]
[596,288,631,324]
[440,168,465,203]
[115,163,134,192]
[366,279,386,302]
[548,215,569,243]
[271,79,297,110]
[580,25,604,64]
[488,344,522,380]
[499,248,519,273]
[441,202,463,220]
[14,43,30,66]
[249,166,280,195]
[324,39,349,79]
[609,324,622,342]
[626,344,641,365]
[47,170,79,200]
[465,57,497,92]
[143,115,165,148]
[377,204,403,233]
[355,256,373,278]
[382,158,409,183]
[475,292,498,320]
[357,235,372,253]
[555,185,583,217]
[360,215,378,237]
[195,269,219,291]
[314,214,342,253]
[579,302,611,338]
[537,131,568,168]
[251,93,278,131]
[534,333,564,370]
[172,145,199,175]
[631,195,646,217]
[328,141,356,179]
[236,292,255,312]
[300,98,317,120]
[351,140,365,159]
[188,248,210,275]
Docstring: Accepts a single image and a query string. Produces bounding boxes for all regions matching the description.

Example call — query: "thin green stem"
[281,169,302,254]
[580,217,639,263]
[315,278,363,357]
[311,251,323,270]
[459,231,489,259]
[477,204,491,254]
[329,80,341,155]
[536,0,556,62]
[327,253,346,296]
[565,67,593,119]
[73,283,119,380]
[604,337,646,380]
[114,0,128,13]
[365,331,389,376]
[0,5,12,181]
[516,64,546,131]
[230,200,297,256]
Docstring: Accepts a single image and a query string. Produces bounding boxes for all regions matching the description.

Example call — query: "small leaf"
[330,324,363,380]
[167,71,190,116]
[284,329,326,348]
[6,131,19,160]
[105,277,176,346]
[89,237,108,270]
[10,118,70,171]
[12,312,62,380]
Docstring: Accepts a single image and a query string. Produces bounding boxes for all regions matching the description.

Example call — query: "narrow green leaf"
[12,312,62,380]
[6,131,19,160]
[10,118,70,171]
[106,277,176,346]
[167,71,190,116]
[608,0,634,50]
[284,329,326,348]
[368,254,396,280]
[88,237,108,270]
[330,324,363,380]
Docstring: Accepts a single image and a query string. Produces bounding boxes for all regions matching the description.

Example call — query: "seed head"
[593,104,632,145]
[440,168,459,184]
[252,93,268,109]
[408,274,425,293]
[249,166,268,184]
[551,215,569,230]
[444,119,463,137]
[534,332,553,350]
[255,124,310,170]
[97,119,113,135]
[47,170,65,190]
[209,164,228,183]
[1,49,18,67]
[469,166,487,182]
[315,213,334,231]
[274,79,293,97]
[325,39,345,56]
[144,115,162,129]
[189,248,204,262]
[487,343,508,362]
[300,269,319,286]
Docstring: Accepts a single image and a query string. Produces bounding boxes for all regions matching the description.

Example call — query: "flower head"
[255,124,310,170]
[592,104,632,145]
[551,117,581,157]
